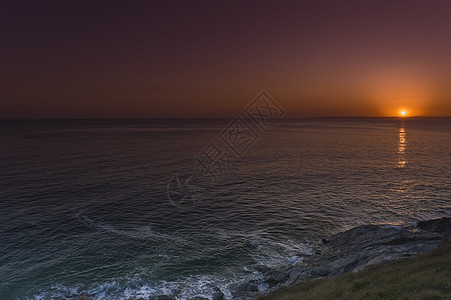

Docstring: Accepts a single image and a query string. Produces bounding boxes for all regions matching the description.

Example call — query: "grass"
[259,243,451,300]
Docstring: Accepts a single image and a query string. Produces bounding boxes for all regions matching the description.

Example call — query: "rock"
[212,287,225,300]
[417,217,451,233]
[288,262,308,284]
[304,218,451,278]
[418,217,451,243]
[264,268,291,286]
[256,264,295,286]
[148,296,176,300]
[73,295,94,300]
[233,280,259,298]
[188,297,209,300]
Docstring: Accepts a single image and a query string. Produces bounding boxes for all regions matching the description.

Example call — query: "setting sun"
[400,110,407,116]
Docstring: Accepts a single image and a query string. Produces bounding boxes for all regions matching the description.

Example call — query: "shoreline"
[259,242,451,300]
[251,217,451,300]
[63,217,451,300]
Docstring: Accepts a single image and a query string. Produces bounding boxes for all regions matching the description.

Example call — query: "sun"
[400,110,407,117]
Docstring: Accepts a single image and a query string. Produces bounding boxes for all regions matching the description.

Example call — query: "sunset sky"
[1,0,451,118]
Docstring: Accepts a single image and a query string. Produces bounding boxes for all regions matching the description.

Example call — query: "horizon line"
[1,116,451,121]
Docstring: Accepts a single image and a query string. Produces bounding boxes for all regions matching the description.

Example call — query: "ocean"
[1,118,450,299]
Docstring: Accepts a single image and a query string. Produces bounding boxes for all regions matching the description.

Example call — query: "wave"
[30,274,238,300]
[214,228,313,266]
[29,221,314,300]
[74,212,187,244]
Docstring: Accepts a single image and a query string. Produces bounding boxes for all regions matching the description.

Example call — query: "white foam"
[30,274,240,300]
[75,212,187,244]
[52,215,315,300]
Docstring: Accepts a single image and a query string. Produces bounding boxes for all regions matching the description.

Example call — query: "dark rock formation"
[74,295,94,300]
[232,217,450,299]
[307,223,443,278]
[417,217,451,243]
[212,287,226,300]
[148,295,176,300]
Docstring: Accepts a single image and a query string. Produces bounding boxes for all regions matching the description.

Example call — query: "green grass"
[259,243,451,300]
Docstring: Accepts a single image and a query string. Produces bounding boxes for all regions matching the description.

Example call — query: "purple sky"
[1,0,451,118]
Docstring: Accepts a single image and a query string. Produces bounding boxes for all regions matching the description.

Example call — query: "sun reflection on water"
[397,126,407,168]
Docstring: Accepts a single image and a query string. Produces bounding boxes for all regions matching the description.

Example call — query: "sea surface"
[1,118,450,299]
